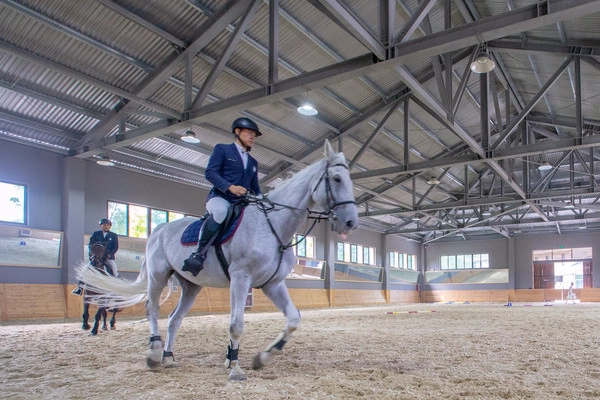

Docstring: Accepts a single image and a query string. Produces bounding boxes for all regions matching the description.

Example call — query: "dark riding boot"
[182,217,221,276]
[72,282,83,296]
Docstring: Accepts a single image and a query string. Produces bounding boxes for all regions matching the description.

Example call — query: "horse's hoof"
[162,351,176,368]
[82,324,91,330]
[101,326,108,331]
[146,357,162,369]
[252,352,269,370]
[90,331,98,336]
[110,325,116,330]
[228,366,247,381]
[146,349,163,369]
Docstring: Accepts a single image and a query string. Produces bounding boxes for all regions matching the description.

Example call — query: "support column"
[61,157,86,285]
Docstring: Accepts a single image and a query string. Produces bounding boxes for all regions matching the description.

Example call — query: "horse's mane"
[267,151,346,197]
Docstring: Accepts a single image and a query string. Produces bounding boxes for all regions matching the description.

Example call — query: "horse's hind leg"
[145,264,171,368]
[252,281,301,370]
[226,276,252,381]
[162,277,202,365]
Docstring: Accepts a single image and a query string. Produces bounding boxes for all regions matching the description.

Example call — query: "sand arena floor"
[1,302,600,399]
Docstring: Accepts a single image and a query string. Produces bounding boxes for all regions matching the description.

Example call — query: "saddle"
[180,203,246,246]
[180,202,247,281]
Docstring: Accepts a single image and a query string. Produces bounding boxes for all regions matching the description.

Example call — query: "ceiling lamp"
[470,44,495,74]
[482,208,492,217]
[538,161,552,171]
[181,130,200,144]
[427,176,440,185]
[565,202,575,209]
[96,156,114,167]
[297,102,318,116]
[411,215,421,222]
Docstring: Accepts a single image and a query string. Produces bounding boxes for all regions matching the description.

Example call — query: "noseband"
[312,161,356,222]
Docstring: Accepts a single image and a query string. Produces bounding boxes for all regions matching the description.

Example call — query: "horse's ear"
[324,139,334,159]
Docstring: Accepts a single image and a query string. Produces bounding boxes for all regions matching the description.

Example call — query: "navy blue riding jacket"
[205,142,261,204]
[88,230,119,260]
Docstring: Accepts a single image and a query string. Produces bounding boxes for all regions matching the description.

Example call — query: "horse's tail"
[75,260,149,308]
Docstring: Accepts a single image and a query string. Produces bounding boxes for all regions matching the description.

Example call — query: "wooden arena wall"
[1,284,599,322]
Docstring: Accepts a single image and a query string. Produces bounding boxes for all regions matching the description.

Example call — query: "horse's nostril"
[346,220,354,229]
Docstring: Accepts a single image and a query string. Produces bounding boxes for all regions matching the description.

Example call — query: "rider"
[182,117,262,276]
[72,218,120,295]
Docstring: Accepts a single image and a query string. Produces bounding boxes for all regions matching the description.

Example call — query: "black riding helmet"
[231,117,261,136]
[99,218,112,225]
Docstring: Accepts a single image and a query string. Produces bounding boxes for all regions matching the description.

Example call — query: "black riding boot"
[182,217,221,276]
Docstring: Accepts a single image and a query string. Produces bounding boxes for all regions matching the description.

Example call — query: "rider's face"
[236,128,258,149]
[100,223,111,232]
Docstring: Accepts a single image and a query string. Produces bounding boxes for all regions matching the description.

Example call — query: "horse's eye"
[333,174,341,183]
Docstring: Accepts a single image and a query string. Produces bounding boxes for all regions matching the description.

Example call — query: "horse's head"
[312,140,359,238]
[89,243,107,269]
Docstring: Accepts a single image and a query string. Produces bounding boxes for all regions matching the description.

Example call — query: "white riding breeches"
[206,196,231,224]
[105,259,119,277]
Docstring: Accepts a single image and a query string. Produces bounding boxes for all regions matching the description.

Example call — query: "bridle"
[89,243,107,270]
[246,159,356,288]
[311,160,357,225]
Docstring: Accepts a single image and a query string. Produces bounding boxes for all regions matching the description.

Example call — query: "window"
[337,241,376,266]
[440,253,490,270]
[407,254,415,270]
[389,251,417,270]
[533,247,592,261]
[293,234,315,258]
[108,201,195,238]
[150,209,167,232]
[0,181,26,224]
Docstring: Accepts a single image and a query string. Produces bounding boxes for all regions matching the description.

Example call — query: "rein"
[245,160,355,288]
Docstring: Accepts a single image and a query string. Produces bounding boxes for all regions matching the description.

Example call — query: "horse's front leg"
[91,307,103,336]
[225,276,251,381]
[109,308,117,330]
[82,301,91,330]
[252,280,301,370]
[101,308,108,331]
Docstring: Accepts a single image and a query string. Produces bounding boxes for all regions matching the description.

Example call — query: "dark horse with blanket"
[81,243,118,336]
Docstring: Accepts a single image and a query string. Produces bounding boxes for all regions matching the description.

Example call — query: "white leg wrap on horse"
[146,336,164,368]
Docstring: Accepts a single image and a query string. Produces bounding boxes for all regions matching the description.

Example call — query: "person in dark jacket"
[72,218,120,295]
[182,117,262,276]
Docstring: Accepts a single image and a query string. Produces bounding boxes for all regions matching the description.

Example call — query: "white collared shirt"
[234,142,248,169]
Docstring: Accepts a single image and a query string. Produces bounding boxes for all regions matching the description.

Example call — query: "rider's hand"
[228,185,247,197]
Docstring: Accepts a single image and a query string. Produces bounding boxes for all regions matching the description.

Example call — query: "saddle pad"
[180,209,245,246]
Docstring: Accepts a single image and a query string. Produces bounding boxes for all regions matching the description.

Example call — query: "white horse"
[77,139,358,380]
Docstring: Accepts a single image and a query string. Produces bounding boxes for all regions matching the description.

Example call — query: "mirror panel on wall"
[0,225,62,268]
[288,258,325,280]
[334,263,383,283]
[425,269,509,284]
[83,234,145,272]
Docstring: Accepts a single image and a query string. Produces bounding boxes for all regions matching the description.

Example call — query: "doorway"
[533,260,592,289]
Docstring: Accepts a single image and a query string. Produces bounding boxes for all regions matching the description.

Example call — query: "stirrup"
[182,253,205,276]
[72,287,83,296]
